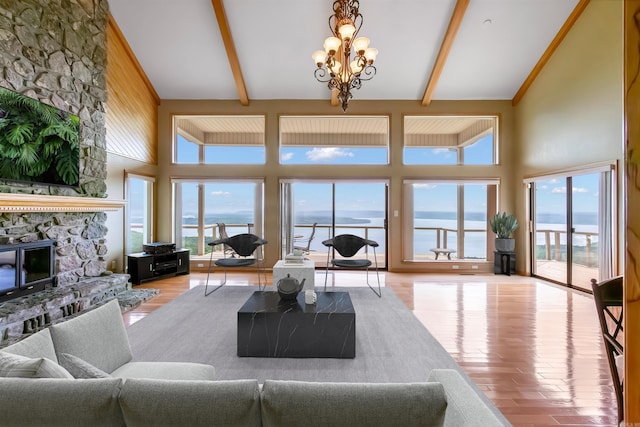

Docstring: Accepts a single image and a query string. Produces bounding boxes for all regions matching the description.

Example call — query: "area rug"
[126,285,508,424]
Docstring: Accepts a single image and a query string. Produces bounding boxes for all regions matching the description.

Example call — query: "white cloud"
[550,186,592,195]
[281,152,294,161]
[414,183,437,190]
[306,147,354,161]
[432,148,453,155]
[210,191,230,197]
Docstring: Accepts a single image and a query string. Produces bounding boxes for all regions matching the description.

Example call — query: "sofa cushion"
[111,361,215,380]
[58,352,111,379]
[1,328,57,362]
[261,380,447,427]
[427,369,504,426]
[50,299,132,374]
[0,377,125,427]
[0,351,73,379]
[119,378,261,427]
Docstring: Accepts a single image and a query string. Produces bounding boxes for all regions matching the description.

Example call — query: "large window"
[403,116,497,165]
[174,116,265,164]
[279,116,389,165]
[402,180,498,262]
[173,179,264,257]
[125,173,155,254]
[528,165,616,289]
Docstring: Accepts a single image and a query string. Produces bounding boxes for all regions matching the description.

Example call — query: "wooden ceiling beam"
[421,0,470,106]
[512,0,590,106]
[211,0,249,106]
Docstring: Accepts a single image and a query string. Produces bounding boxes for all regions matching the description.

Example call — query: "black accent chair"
[216,223,235,257]
[205,233,267,296]
[322,234,381,297]
[293,222,318,254]
[591,276,624,425]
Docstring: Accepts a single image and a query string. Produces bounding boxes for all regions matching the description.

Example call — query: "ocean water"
[164,211,599,259]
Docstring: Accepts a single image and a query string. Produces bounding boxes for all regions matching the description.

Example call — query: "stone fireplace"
[0,0,132,346]
[0,195,129,346]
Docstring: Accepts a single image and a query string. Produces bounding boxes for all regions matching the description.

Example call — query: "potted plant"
[490,212,518,252]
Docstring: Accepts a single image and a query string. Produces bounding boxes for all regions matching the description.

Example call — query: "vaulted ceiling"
[108,0,586,107]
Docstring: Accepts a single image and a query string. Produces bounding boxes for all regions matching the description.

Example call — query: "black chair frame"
[591,276,624,424]
[205,233,267,296]
[322,234,381,297]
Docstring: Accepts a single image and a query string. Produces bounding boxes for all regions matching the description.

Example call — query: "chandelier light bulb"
[350,60,363,74]
[323,37,341,55]
[352,37,370,55]
[329,60,342,75]
[312,50,326,67]
[364,47,378,64]
[338,23,356,41]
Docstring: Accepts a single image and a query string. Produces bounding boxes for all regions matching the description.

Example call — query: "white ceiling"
[107,0,580,103]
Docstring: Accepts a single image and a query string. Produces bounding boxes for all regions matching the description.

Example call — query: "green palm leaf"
[6,123,33,146]
[55,145,79,185]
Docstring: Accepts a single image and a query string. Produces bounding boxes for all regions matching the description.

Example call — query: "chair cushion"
[0,377,125,427]
[1,328,58,362]
[332,259,371,268]
[215,258,256,267]
[58,353,111,379]
[119,378,261,427]
[50,299,132,374]
[0,351,73,378]
[111,361,215,380]
[260,380,447,427]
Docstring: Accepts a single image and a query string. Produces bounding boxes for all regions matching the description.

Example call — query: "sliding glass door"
[280,180,387,268]
[530,168,615,290]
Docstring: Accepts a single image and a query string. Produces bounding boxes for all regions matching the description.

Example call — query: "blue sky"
[173,133,599,217]
[535,174,599,214]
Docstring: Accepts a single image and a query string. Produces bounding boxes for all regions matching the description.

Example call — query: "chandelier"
[312,0,378,112]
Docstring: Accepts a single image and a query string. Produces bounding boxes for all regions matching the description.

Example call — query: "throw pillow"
[58,352,111,379]
[0,351,73,378]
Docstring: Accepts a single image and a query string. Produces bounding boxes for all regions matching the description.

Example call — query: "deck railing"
[130,223,598,267]
[535,229,597,268]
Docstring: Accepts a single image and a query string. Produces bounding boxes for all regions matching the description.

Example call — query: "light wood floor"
[123,271,617,427]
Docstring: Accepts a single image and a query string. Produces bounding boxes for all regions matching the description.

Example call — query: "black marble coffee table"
[237,291,355,358]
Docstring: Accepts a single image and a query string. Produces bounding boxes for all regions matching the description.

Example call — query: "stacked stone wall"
[0,0,110,282]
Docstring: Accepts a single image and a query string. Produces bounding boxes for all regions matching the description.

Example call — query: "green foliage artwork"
[0,87,79,187]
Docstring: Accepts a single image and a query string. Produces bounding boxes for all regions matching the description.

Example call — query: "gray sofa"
[0,299,506,426]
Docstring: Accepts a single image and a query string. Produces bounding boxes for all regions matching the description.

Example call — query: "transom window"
[279,116,389,165]
[173,115,265,164]
[403,116,497,165]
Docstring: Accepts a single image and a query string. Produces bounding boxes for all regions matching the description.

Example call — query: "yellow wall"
[156,99,515,272]
[513,0,624,273]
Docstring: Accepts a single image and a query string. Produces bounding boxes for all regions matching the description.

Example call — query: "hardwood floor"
[123,271,617,427]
